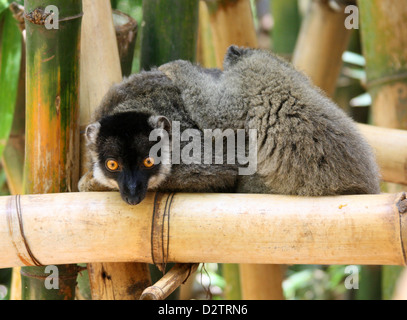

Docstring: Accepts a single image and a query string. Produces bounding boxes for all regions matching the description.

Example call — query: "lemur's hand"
[78,171,112,192]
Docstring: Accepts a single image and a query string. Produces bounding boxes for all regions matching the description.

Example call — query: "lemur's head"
[85,112,171,205]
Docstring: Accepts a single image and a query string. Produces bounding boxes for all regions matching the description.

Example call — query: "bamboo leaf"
[0,1,8,13]
[0,9,21,160]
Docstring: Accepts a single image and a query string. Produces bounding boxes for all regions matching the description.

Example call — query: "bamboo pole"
[79,0,151,300]
[292,0,354,96]
[359,0,407,299]
[1,192,406,269]
[113,10,138,77]
[205,0,258,68]
[140,264,199,300]
[223,264,241,300]
[271,0,301,59]
[205,0,278,300]
[22,0,83,300]
[393,268,407,300]
[357,124,407,186]
[197,0,217,68]
[140,0,200,300]
[358,0,407,130]
[240,265,285,300]
[140,0,199,71]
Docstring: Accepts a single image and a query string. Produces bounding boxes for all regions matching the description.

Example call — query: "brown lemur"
[79,46,380,205]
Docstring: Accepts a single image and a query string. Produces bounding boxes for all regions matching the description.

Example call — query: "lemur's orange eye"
[143,157,155,168]
[106,159,120,172]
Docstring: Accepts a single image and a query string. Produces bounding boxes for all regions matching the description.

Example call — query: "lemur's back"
[160,46,381,196]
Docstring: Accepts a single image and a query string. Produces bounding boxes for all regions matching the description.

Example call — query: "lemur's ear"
[149,115,171,132]
[85,122,101,144]
[224,45,250,69]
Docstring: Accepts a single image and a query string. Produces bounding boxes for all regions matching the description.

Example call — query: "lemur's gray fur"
[158,46,380,196]
[79,45,380,202]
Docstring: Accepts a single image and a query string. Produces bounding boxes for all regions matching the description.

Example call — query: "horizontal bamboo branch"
[358,124,407,186]
[1,191,406,269]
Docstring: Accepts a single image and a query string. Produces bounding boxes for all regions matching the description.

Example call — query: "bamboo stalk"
[357,124,407,186]
[1,192,406,269]
[140,0,200,70]
[113,9,138,77]
[22,0,83,300]
[359,0,407,130]
[197,0,217,68]
[271,0,301,58]
[240,264,285,300]
[292,0,354,96]
[140,0,200,300]
[393,268,407,300]
[205,0,258,68]
[87,262,151,300]
[359,0,407,299]
[79,0,151,300]
[223,264,241,300]
[204,0,279,300]
[140,264,199,300]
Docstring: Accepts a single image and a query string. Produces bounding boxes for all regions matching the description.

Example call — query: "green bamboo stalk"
[223,264,241,300]
[271,0,301,58]
[140,0,199,300]
[140,0,199,70]
[360,0,407,298]
[22,0,82,300]
[359,0,407,300]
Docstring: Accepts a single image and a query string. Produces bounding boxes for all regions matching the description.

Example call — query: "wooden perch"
[358,124,407,186]
[140,263,199,300]
[1,191,407,269]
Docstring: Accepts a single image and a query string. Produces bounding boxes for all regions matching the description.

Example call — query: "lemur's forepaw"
[78,171,112,192]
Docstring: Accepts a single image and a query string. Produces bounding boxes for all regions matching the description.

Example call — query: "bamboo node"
[151,192,175,274]
[6,195,43,267]
[397,192,407,214]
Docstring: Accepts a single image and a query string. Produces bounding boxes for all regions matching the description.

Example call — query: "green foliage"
[0,268,11,300]
[0,7,22,160]
[283,265,351,300]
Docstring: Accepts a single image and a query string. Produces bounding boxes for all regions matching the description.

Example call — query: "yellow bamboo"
[292,0,353,96]
[205,0,258,68]
[357,124,407,186]
[393,268,407,300]
[239,265,285,300]
[1,192,406,269]
[79,0,151,300]
[140,263,199,300]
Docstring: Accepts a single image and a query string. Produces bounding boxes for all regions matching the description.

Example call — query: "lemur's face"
[86,112,171,205]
